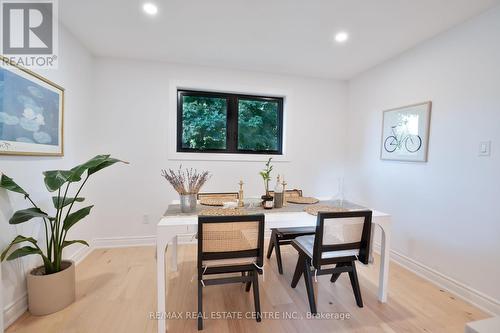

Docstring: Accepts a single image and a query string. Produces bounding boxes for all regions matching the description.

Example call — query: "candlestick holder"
[281,179,287,206]
[238,180,245,207]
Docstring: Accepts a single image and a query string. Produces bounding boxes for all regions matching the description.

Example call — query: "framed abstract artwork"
[0,56,64,156]
[380,101,431,162]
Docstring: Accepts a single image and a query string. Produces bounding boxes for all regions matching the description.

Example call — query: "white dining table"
[156,199,392,333]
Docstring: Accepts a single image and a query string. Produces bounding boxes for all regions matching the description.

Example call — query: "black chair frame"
[290,210,372,314]
[197,214,265,330]
[266,227,316,274]
[266,188,316,274]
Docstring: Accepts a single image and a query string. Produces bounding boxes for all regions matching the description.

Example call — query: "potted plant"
[0,155,127,315]
[259,158,274,209]
[161,166,211,213]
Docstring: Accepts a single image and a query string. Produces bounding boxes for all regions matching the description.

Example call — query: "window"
[177,90,283,154]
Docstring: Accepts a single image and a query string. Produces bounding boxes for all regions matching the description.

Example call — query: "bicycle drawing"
[383,121,422,153]
[380,102,431,162]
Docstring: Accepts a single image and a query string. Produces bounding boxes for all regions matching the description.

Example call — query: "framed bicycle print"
[380,102,431,162]
[0,56,64,156]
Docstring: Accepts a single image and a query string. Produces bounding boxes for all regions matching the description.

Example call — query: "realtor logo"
[1,0,58,68]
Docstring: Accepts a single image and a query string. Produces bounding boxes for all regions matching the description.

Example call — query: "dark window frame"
[177,90,284,155]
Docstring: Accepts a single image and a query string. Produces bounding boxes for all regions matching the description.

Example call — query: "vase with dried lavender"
[161,166,211,213]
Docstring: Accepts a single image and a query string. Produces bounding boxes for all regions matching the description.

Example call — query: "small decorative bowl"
[223,201,238,209]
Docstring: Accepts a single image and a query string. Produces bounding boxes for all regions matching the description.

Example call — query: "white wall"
[86,59,347,238]
[0,26,95,327]
[345,5,500,311]
[0,25,348,330]
[3,4,500,329]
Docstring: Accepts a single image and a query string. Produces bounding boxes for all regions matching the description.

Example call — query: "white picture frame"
[380,102,431,162]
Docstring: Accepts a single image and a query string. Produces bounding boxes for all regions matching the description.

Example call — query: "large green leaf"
[0,174,29,197]
[5,246,41,261]
[1,235,38,261]
[9,208,49,225]
[43,155,124,191]
[43,156,127,191]
[63,240,89,248]
[42,170,74,192]
[88,157,128,175]
[52,196,85,209]
[70,155,111,180]
[63,205,94,231]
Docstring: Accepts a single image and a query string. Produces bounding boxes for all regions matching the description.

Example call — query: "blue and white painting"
[0,62,63,155]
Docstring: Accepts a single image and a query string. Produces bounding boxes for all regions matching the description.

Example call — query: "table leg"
[377,219,391,303]
[157,237,168,333]
[171,235,178,272]
[369,224,376,264]
[157,227,188,333]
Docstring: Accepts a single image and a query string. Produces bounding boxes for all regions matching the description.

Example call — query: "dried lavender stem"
[161,166,211,195]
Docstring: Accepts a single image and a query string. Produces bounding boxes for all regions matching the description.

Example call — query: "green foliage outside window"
[238,99,279,151]
[181,96,227,150]
[179,92,282,153]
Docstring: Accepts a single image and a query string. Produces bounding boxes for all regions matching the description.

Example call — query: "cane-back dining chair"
[266,189,316,274]
[290,210,372,314]
[197,192,239,201]
[197,214,265,330]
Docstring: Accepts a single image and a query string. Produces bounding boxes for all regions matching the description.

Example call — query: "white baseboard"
[91,235,156,248]
[3,294,27,329]
[70,244,94,265]
[373,242,500,316]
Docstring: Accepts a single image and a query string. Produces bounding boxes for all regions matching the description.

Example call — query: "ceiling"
[60,0,500,79]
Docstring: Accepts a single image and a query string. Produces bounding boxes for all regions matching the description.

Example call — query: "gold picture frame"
[0,55,65,156]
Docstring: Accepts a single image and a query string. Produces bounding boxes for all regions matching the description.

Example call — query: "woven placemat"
[199,208,248,216]
[304,205,348,216]
[200,198,237,206]
[286,196,319,204]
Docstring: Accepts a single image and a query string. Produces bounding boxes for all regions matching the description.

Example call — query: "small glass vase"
[337,177,345,207]
[180,193,197,213]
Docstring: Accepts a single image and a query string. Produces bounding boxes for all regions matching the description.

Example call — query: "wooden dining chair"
[197,192,239,201]
[197,214,265,330]
[268,188,303,198]
[266,189,316,274]
[290,210,372,314]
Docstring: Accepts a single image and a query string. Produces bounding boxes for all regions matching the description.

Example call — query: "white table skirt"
[155,199,392,333]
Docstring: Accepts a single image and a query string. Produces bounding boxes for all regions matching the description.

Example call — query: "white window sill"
[167,151,290,162]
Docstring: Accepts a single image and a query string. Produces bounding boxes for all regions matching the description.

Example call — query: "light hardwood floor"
[6,244,489,333]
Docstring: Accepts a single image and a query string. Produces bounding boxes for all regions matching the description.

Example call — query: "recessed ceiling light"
[334,31,349,43]
[143,3,158,16]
